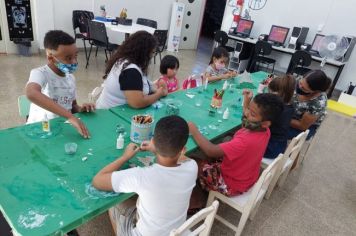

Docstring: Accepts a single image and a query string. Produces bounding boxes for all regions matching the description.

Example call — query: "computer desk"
[228,34,346,98]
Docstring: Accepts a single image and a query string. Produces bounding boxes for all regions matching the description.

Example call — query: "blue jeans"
[287,125,318,140]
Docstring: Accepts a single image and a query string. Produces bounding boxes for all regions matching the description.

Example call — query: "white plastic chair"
[295,134,314,169]
[88,84,104,103]
[261,130,309,199]
[169,200,219,236]
[206,154,284,236]
[276,130,309,187]
[17,95,31,118]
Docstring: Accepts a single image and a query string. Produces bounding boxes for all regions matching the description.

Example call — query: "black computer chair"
[86,21,119,68]
[153,30,168,64]
[288,50,312,76]
[249,41,276,73]
[136,18,157,29]
[72,10,94,61]
[213,30,235,53]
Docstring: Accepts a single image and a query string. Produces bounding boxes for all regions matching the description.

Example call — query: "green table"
[0,110,137,236]
[0,71,267,235]
[110,71,268,150]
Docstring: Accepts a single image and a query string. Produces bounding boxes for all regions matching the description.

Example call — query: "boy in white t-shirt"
[93,116,198,236]
[26,30,95,138]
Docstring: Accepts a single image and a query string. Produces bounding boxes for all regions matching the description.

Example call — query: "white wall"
[33,0,94,49]
[221,0,356,91]
[33,0,55,50]
[32,0,175,50]
[92,0,175,30]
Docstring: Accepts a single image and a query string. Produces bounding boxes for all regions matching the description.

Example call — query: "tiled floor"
[0,42,355,236]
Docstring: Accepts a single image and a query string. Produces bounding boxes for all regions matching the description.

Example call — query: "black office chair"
[86,21,119,68]
[249,40,276,73]
[153,30,168,64]
[72,10,94,61]
[213,30,234,53]
[136,18,157,29]
[288,50,312,76]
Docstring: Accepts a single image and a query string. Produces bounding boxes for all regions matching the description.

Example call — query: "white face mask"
[215,62,225,70]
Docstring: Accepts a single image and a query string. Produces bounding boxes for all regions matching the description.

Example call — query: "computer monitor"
[310,33,325,54]
[268,25,290,46]
[234,19,254,38]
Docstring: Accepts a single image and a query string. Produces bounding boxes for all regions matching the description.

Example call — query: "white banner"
[167,2,185,52]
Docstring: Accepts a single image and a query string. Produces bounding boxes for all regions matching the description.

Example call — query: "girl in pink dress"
[157,55,180,93]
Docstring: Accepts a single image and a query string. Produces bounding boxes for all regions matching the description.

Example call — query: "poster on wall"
[167,2,185,52]
[5,0,33,41]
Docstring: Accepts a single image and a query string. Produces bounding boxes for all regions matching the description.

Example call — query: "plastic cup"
[65,143,78,155]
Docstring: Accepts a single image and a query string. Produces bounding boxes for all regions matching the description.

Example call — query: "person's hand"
[122,143,140,160]
[157,85,168,97]
[222,73,231,80]
[80,103,96,112]
[140,140,156,153]
[243,89,253,99]
[68,116,91,138]
[230,70,238,77]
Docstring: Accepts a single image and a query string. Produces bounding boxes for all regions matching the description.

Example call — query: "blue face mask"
[53,57,78,74]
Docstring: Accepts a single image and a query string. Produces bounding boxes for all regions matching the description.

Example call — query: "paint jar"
[130,115,154,143]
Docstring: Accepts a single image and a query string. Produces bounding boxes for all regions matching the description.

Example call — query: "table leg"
[328,64,345,98]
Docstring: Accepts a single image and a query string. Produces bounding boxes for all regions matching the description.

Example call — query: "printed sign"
[167,2,185,52]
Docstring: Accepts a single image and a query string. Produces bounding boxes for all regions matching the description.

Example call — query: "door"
[179,0,206,50]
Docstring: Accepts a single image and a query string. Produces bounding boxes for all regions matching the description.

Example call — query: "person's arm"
[27,82,74,119]
[26,83,91,138]
[205,71,231,82]
[92,143,139,191]
[188,122,224,159]
[290,112,318,131]
[124,87,167,108]
[120,69,167,108]
[242,89,253,116]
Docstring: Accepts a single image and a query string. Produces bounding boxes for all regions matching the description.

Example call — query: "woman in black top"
[264,74,296,159]
[96,31,168,109]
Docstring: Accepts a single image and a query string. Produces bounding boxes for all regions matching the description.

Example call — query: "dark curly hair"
[154,115,189,157]
[253,93,284,123]
[104,31,157,78]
